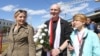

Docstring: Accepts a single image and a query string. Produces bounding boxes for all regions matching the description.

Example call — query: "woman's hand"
[67,44,74,51]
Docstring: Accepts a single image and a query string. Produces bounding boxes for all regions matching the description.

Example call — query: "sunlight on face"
[15,13,26,25]
[50,4,61,18]
[73,14,87,30]
[73,19,84,29]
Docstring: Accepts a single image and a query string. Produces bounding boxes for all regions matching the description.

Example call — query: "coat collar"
[71,28,89,41]
[13,22,28,29]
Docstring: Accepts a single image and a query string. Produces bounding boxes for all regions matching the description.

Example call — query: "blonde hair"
[73,14,87,23]
[14,9,27,18]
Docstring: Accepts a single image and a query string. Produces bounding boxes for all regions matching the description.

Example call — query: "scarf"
[47,18,61,56]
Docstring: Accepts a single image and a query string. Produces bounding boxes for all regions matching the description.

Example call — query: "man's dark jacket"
[41,18,72,56]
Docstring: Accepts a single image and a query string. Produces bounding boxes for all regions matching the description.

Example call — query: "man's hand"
[51,48,60,56]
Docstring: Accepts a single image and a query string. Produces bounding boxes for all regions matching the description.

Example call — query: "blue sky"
[0,0,100,28]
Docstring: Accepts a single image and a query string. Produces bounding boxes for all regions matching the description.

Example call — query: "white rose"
[43,24,47,27]
[44,29,48,32]
[39,35,42,39]
[35,32,41,37]
[34,34,38,38]
[34,38,38,42]
[33,35,37,38]
[40,39,44,44]
[41,33,46,36]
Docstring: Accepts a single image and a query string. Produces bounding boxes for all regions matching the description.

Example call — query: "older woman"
[2,9,36,56]
[52,14,100,56]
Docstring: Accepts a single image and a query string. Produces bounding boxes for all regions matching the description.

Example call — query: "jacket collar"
[72,27,89,39]
[13,22,28,29]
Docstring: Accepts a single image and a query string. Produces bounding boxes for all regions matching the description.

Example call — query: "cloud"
[14,8,48,15]
[57,1,89,15]
[0,5,16,12]
[42,1,89,19]
[42,14,50,19]
[42,1,91,20]
[68,3,88,12]
[86,7,94,12]
[0,4,48,16]
[13,8,48,15]
[27,9,47,15]
[66,0,91,5]
[57,2,72,14]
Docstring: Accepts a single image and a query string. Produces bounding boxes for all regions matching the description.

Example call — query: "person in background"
[96,22,100,39]
[52,14,100,56]
[2,9,36,56]
[41,4,72,56]
[86,17,96,32]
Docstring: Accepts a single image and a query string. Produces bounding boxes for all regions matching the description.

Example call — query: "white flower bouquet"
[33,24,51,50]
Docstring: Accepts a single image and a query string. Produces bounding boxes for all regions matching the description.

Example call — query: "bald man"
[41,4,72,56]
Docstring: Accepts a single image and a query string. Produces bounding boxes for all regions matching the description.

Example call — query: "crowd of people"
[1,3,100,56]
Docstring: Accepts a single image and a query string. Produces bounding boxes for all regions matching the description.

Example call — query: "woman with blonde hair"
[52,14,100,56]
[2,9,36,56]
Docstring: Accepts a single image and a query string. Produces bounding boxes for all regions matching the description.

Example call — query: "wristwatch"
[58,48,62,53]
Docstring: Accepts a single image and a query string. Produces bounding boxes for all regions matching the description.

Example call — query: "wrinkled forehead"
[50,4,61,10]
